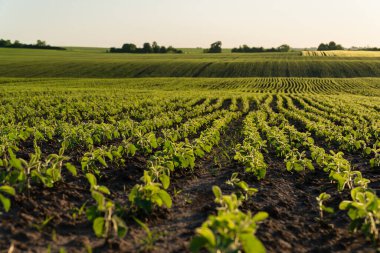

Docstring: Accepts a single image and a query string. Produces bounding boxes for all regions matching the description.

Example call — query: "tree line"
[2,38,378,54]
[361,47,380,51]
[0,39,65,50]
[231,44,290,53]
[109,42,183,54]
[317,41,344,51]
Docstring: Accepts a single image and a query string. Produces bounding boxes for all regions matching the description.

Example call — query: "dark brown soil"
[247,157,376,253]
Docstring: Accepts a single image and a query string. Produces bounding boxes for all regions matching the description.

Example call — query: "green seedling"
[365,142,380,168]
[316,192,334,219]
[0,185,15,212]
[340,187,380,242]
[190,186,267,253]
[133,217,161,252]
[226,173,258,201]
[32,216,54,232]
[285,149,314,172]
[71,201,87,221]
[85,173,128,238]
[129,171,172,214]
[234,144,267,180]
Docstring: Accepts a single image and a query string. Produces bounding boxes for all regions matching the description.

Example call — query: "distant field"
[1,77,379,96]
[303,50,380,57]
[2,48,380,78]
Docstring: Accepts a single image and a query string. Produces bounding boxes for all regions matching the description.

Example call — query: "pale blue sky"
[1,0,379,48]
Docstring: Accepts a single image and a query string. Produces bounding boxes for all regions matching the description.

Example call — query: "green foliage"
[32,216,54,232]
[129,171,172,214]
[110,41,183,54]
[365,142,380,168]
[85,173,127,238]
[70,201,87,221]
[0,38,65,50]
[3,48,380,78]
[234,143,267,180]
[340,187,380,242]
[324,151,369,191]
[135,131,158,154]
[0,75,379,253]
[226,173,258,201]
[232,44,290,53]
[82,147,113,174]
[316,192,334,219]
[0,185,15,212]
[285,149,314,172]
[133,217,162,251]
[162,141,195,170]
[317,41,344,51]
[190,186,267,253]
[1,141,75,190]
[204,41,222,54]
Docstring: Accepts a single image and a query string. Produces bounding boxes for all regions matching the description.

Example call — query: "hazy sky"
[1,0,379,48]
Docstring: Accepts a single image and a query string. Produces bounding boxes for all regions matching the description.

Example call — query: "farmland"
[303,50,380,57]
[0,73,380,252]
[2,48,380,78]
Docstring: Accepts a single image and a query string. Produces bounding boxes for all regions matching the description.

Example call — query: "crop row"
[0,85,379,252]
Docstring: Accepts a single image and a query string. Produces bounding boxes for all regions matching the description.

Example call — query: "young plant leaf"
[93,217,105,237]
[86,173,97,187]
[0,186,16,196]
[0,194,11,212]
[65,163,77,176]
[239,234,266,253]
[158,190,172,208]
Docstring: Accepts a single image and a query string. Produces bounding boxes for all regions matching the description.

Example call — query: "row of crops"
[2,48,380,78]
[2,77,380,96]
[0,78,379,252]
[303,50,380,57]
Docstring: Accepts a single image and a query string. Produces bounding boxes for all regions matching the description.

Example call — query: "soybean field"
[2,48,380,78]
[0,74,380,253]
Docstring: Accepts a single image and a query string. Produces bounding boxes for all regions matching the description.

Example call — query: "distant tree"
[277,44,290,52]
[0,38,65,50]
[0,39,12,47]
[362,47,380,51]
[317,41,344,51]
[121,43,137,52]
[159,46,167,53]
[152,41,160,53]
[232,44,291,53]
[204,41,222,53]
[317,43,328,51]
[109,42,182,54]
[142,42,152,53]
[258,47,265,52]
[166,46,183,54]
[231,46,240,53]
[13,40,21,47]
[36,40,47,47]
[328,41,336,49]
[242,44,250,52]
[166,46,175,53]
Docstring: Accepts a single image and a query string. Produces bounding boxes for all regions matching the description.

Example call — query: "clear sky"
[1,0,379,48]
